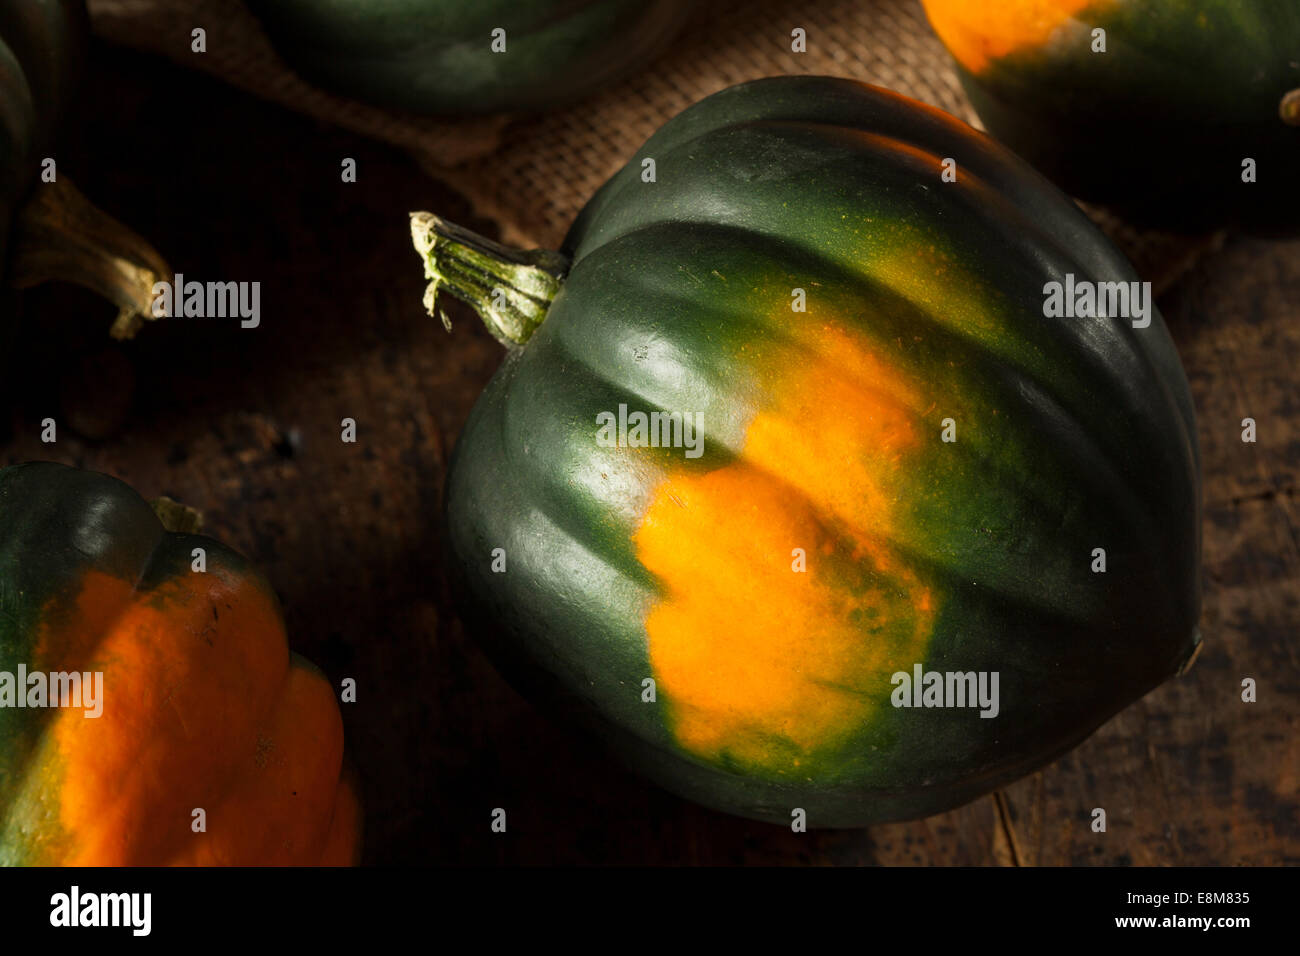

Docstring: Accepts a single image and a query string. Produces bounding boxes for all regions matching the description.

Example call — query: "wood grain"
[2,45,1294,865]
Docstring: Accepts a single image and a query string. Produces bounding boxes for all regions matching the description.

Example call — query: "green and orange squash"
[921,0,1300,230]
[0,462,359,864]
[1,0,169,340]
[414,76,1202,826]
[246,0,694,115]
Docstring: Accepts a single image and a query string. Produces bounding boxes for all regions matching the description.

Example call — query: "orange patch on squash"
[922,0,1109,74]
[634,325,936,776]
[13,567,353,865]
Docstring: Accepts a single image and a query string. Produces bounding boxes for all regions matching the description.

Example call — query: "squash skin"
[1,1,168,344]
[921,0,1300,231]
[0,0,86,279]
[0,462,359,865]
[442,76,1202,826]
[245,0,694,115]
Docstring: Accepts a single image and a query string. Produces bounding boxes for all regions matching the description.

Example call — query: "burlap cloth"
[88,0,1215,290]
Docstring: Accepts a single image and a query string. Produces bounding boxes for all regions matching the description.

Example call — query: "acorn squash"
[412,76,1203,826]
[921,0,1300,230]
[1,0,169,340]
[245,0,694,115]
[0,462,359,865]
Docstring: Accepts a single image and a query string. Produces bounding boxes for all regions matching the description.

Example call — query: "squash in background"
[1,0,169,340]
[413,76,1202,826]
[0,462,359,865]
[921,0,1300,231]
[246,0,694,115]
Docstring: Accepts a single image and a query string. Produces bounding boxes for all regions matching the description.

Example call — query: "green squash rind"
[927,0,1300,231]
[440,76,1202,826]
[246,0,695,115]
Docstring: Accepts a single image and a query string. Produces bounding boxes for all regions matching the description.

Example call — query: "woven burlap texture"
[88,0,1211,288]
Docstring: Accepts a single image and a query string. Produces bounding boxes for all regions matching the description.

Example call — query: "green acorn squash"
[921,0,1300,231]
[412,76,1203,826]
[1,0,169,340]
[245,0,694,115]
[0,462,360,865]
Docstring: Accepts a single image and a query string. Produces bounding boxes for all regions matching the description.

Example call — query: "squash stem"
[1176,627,1203,677]
[409,212,568,348]
[8,176,172,340]
[150,496,204,535]
[1282,88,1300,127]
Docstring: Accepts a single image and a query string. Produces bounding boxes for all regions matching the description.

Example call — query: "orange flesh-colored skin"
[634,324,936,775]
[12,567,357,865]
[923,0,1110,73]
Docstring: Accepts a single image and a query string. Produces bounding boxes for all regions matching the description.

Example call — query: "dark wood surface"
[2,45,1295,865]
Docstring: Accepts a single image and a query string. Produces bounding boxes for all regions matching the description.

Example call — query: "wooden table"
[3,45,1295,865]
